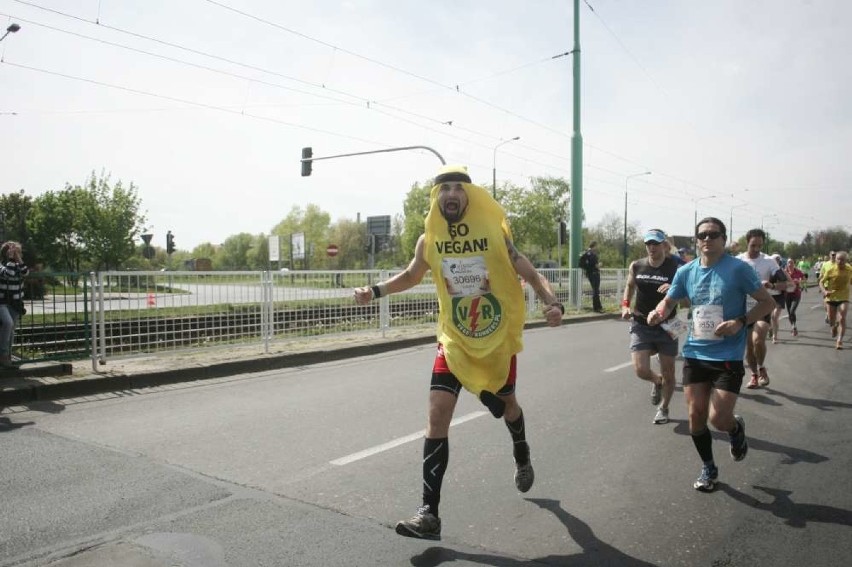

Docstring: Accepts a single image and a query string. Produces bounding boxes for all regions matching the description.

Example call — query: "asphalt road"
[2,293,850,566]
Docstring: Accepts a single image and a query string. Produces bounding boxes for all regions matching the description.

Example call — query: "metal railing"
[11,269,626,366]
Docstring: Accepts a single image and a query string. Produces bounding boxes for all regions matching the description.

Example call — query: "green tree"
[26,173,146,272]
[27,188,87,272]
[270,204,331,269]
[0,190,35,263]
[191,242,218,261]
[216,233,255,270]
[502,177,570,262]
[812,228,851,256]
[327,218,367,269]
[249,234,270,270]
[77,173,147,270]
[587,212,640,268]
[400,181,431,259]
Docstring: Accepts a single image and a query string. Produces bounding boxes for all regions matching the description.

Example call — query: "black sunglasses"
[696,231,723,241]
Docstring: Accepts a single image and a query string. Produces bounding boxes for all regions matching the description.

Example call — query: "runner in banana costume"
[354,164,564,540]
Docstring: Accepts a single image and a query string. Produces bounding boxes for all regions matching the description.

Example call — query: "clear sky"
[2,0,850,251]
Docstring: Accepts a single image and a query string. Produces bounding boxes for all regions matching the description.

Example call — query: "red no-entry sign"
[326,244,339,257]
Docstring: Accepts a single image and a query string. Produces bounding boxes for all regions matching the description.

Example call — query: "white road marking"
[330,410,489,466]
[604,361,633,373]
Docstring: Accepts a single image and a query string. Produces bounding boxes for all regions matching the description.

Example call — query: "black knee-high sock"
[422,437,448,517]
[691,428,714,464]
[505,411,530,464]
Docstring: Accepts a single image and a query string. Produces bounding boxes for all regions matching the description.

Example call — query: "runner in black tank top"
[621,229,682,424]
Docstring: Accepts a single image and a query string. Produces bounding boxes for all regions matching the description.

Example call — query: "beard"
[440,202,465,224]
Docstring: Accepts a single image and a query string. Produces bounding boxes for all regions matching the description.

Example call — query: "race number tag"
[441,257,490,297]
[691,305,723,341]
[661,317,689,340]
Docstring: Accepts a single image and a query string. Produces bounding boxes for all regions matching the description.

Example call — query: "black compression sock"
[505,411,530,464]
[422,437,448,517]
[691,428,714,463]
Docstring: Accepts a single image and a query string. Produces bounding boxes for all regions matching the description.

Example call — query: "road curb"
[1,313,615,406]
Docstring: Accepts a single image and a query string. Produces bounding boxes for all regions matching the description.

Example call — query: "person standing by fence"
[0,241,29,367]
[580,241,603,312]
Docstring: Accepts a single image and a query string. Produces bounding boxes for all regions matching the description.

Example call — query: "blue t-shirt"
[667,254,761,361]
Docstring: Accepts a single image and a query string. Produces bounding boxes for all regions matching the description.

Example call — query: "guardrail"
[11,269,626,366]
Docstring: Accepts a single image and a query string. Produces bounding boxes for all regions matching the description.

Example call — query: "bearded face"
[438,182,468,223]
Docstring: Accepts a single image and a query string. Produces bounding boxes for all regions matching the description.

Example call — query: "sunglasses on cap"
[696,231,723,241]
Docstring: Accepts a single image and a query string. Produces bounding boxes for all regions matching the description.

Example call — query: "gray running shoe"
[653,406,669,424]
[395,505,441,540]
[650,381,662,406]
[515,461,535,493]
[729,415,748,461]
[694,464,719,492]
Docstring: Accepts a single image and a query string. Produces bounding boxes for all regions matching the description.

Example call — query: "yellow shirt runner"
[822,263,852,302]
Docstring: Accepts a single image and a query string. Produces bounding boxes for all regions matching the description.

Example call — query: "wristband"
[550,302,565,315]
[621,299,630,308]
[370,285,382,299]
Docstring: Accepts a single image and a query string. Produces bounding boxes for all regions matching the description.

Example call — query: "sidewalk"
[0,313,611,407]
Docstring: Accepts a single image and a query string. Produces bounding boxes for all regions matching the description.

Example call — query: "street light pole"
[623,171,651,268]
[492,136,520,199]
[0,23,21,43]
[761,213,778,230]
[730,202,748,242]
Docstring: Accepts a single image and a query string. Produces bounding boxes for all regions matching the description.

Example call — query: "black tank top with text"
[632,256,679,323]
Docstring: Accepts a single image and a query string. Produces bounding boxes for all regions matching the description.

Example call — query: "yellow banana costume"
[424,166,526,396]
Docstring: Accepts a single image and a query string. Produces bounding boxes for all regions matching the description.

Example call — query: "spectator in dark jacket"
[580,241,603,312]
[0,241,28,367]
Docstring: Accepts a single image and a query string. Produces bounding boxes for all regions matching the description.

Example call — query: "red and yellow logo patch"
[451,293,502,338]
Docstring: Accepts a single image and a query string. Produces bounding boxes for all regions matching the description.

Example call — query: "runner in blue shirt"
[648,217,774,492]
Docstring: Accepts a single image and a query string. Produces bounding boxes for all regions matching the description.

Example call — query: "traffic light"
[559,221,567,244]
[166,231,175,254]
[301,147,313,177]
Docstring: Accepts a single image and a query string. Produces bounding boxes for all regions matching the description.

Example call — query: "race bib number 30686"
[441,256,490,297]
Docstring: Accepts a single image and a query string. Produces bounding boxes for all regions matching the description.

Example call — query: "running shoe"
[515,460,535,493]
[395,505,442,540]
[693,463,719,492]
[758,367,770,387]
[746,374,760,389]
[729,415,748,461]
[653,406,669,424]
[650,380,662,406]
[792,327,798,337]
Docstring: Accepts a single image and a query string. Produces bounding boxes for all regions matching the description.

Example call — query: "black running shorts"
[682,358,745,394]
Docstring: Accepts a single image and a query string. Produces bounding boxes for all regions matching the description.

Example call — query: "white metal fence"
[83,269,626,364]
